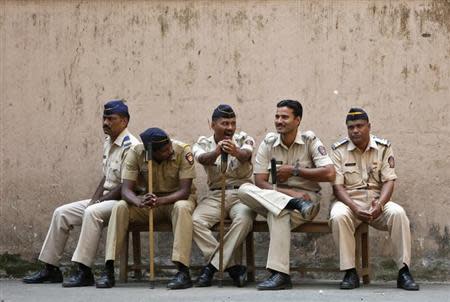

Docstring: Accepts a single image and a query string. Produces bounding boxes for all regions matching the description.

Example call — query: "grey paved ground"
[1,280,449,302]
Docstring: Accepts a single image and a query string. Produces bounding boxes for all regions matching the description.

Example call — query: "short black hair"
[276,99,303,118]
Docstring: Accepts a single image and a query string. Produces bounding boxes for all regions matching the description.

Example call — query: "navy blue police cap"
[346,107,369,123]
[212,104,236,121]
[139,127,170,152]
[104,99,129,119]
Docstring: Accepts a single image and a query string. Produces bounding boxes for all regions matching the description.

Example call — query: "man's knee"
[237,183,255,197]
[232,206,255,226]
[52,205,71,221]
[387,203,406,215]
[113,200,129,212]
[329,204,352,227]
[173,200,194,215]
[83,204,98,219]
[192,210,210,230]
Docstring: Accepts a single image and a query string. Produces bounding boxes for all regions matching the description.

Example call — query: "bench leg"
[132,231,142,280]
[361,228,370,284]
[245,231,255,282]
[119,231,129,283]
[355,225,362,279]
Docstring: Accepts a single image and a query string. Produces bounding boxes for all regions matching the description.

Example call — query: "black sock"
[44,263,59,271]
[105,260,114,273]
[399,264,409,274]
[175,261,189,273]
[346,268,357,273]
[207,263,218,273]
[77,262,91,273]
[285,198,299,210]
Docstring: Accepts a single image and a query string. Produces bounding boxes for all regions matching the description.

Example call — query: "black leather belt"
[209,185,241,191]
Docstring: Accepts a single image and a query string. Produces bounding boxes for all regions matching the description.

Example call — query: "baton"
[145,143,155,289]
[218,151,228,287]
[271,158,277,190]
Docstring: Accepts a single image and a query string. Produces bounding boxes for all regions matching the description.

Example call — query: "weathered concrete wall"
[1,1,449,280]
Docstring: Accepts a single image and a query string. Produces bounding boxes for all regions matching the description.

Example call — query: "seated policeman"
[238,99,335,290]
[23,100,139,287]
[192,104,256,287]
[329,108,419,290]
[96,128,196,289]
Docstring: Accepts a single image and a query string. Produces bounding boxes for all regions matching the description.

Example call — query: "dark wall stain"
[232,10,248,27]
[174,7,199,31]
[429,224,450,256]
[399,4,411,39]
[158,7,169,37]
[401,65,409,80]
[253,15,265,30]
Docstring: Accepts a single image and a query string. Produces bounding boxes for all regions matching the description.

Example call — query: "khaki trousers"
[237,183,320,274]
[192,189,255,270]
[329,190,411,270]
[39,199,117,267]
[105,196,196,267]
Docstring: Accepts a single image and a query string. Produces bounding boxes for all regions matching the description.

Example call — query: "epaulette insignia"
[301,130,316,141]
[197,136,210,145]
[264,132,278,145]
[374,136,391,147]
[332,138,349,150]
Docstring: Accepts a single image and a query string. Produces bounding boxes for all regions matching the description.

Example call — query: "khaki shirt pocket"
[110,160,122,182]
[343,166,362,186]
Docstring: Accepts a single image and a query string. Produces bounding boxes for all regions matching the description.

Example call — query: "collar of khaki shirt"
[110,128,130,147]
[346,135,379,152]
[273,130,305,149]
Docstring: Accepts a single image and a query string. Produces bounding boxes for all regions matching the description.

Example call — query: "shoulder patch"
[332,138,349,150]
[374,136,391,147]
[301,130,316,141]
[264,132,278,145]
[185,152,194,165]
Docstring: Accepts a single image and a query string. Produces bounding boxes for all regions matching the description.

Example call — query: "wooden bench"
[119,220,370,284]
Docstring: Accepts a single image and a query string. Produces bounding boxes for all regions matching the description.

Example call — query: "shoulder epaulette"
[264,132,278,145]
[332,138,349,150]
[196,135,210,144]
[301,130,316,141]
[122,135,131,149]
[373,136,391,147]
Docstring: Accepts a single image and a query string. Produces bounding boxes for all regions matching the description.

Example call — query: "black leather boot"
[397,265,419,291]
[96,261,115,289]
[167,269,193,289]
[257,270,292,290]
[62,263,95,287]
[340,268,360,289]
[285,198,320,220]
[23,264,63,284]
[195,264,217,287]
[226,265,247,287]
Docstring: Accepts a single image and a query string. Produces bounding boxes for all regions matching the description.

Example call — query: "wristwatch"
[292,164,301,177]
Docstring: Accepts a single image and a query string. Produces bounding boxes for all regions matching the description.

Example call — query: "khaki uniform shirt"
[122,140,196,195]
[331,134,397,195]
[102,128,140,193]
[254,130,333,193]
[192,131,255,189]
